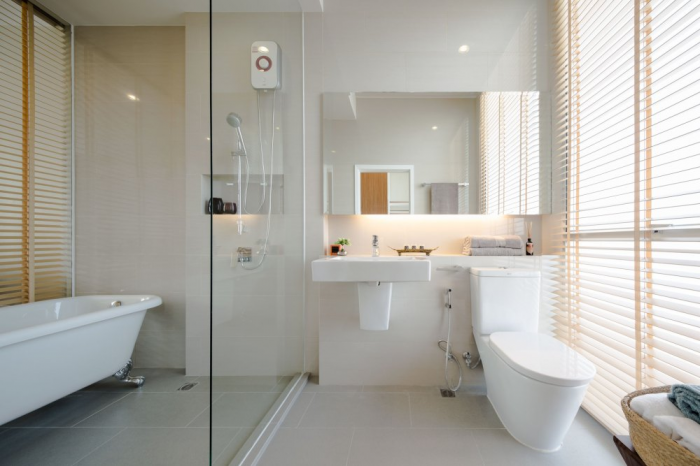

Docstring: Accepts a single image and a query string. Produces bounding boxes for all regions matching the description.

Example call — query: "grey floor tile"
[0,427,122,466]
[281,392,316,428]
[257,428,354,466]
[82,368,198,393]
[347,428,485,466]
[213,427,255,466]
[6,392,129,427]
[272,376,294,392]
[75,392,214,428]
[75,427,240,466]
[362,385,440,394]
[192,375,287,393]
[409,393,503,428]
[299,392,411,428]
[304,376,361,393]
[189,392,281,428]
[473,411,623,466]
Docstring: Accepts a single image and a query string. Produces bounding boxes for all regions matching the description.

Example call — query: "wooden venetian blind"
[0,0,71,306]
[551,0,700,434]
[479,92,541,214]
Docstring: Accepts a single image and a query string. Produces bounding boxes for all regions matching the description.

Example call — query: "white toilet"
[470,267,596,452]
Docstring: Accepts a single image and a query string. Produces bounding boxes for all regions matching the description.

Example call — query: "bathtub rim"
[0,295,162,349]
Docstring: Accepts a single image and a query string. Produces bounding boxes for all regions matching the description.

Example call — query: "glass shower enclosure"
[0,0,306,464]
[191,2,308,464]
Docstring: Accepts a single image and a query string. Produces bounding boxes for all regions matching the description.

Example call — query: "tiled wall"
[319,216,545,386]
[303,13,326,375]
[319,255,547,386]
[184,13,305,377]
[74,27,186,368]
[326,215,543,256]
[303,0,552,382]
[321,0,549,93]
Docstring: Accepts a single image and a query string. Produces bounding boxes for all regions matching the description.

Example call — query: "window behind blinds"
[551,0,700,434]
[479,92,541,214]
[0,0,71,306]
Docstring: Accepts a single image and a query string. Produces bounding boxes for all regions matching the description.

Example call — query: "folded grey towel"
[669,384,700,424]
[462,235,524,253]
[464,247,525,256]
[430,183,458,214]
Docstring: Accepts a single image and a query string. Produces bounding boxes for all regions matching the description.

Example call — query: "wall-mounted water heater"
[251,41,281,90]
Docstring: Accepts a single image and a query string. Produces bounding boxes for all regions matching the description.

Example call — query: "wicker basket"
[621,386,700,466]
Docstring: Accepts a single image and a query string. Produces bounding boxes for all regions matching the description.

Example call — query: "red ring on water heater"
[256,56,272,72]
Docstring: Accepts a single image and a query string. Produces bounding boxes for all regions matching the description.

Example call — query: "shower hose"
[438,288,463,392]
[240,90,276,271]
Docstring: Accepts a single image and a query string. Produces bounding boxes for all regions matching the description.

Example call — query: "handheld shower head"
[227,112,247,156]
[226,112,243,128]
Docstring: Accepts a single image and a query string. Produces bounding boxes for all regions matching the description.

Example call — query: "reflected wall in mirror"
[323,92,551,215]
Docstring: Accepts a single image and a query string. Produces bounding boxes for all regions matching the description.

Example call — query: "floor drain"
[178,382,199,391]
[440,388,456,398]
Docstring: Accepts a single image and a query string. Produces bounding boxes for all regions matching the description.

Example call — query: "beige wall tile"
[75,26,186,368]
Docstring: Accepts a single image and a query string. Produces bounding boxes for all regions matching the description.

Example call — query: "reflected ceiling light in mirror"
[127,94,139,101]
[458,45,470,54]
[431,126,438,130]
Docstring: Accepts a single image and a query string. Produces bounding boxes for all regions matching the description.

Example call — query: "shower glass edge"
[206,2,306,464]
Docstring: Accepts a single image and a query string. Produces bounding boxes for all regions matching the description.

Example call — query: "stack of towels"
[630,384,700,457]
[462,235,525,256]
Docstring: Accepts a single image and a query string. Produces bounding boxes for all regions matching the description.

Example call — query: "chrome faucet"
[372,235,380,257]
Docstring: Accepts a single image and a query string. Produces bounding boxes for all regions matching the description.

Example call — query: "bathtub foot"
[113,359,145,387]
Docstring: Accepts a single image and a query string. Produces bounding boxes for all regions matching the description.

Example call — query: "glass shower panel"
[0,0,215,465]
[197,4,305,464]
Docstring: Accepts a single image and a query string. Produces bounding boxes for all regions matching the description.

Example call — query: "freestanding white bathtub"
[0,295,162,426]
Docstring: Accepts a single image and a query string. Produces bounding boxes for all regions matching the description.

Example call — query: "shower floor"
[0,369,291,466]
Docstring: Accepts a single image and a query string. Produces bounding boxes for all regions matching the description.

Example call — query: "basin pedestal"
[357,282,392,330]
[311,256,431,330]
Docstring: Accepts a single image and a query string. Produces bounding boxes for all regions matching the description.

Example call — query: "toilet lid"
[489,332,596,387]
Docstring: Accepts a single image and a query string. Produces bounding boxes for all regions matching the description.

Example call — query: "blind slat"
[550,0,700,435]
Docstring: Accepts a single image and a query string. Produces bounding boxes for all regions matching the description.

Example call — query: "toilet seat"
[488,332,596,387]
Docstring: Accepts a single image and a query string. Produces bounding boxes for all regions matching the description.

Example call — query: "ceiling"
[38,0,312,26]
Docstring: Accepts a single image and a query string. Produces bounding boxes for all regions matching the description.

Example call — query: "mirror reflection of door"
[360,172,388,214]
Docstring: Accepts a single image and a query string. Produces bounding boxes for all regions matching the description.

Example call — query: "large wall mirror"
[323,92,551,215]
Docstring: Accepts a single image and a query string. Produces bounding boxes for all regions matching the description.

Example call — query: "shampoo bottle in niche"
[526,222,534,256]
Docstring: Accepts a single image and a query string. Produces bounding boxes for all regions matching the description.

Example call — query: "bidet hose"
[439,288,462,392]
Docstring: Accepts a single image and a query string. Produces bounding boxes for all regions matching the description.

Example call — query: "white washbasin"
[312,256,431,283]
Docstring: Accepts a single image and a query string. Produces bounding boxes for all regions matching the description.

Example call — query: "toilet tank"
[470,268,541,336]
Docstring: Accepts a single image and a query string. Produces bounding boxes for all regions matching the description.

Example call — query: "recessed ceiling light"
[432,126,438,130]
[127,94,139,101]
[206,137,211,141]
[331,150,337,153]
[458,45,470,54]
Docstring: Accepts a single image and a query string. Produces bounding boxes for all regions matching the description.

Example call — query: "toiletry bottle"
[526,238,534,256]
